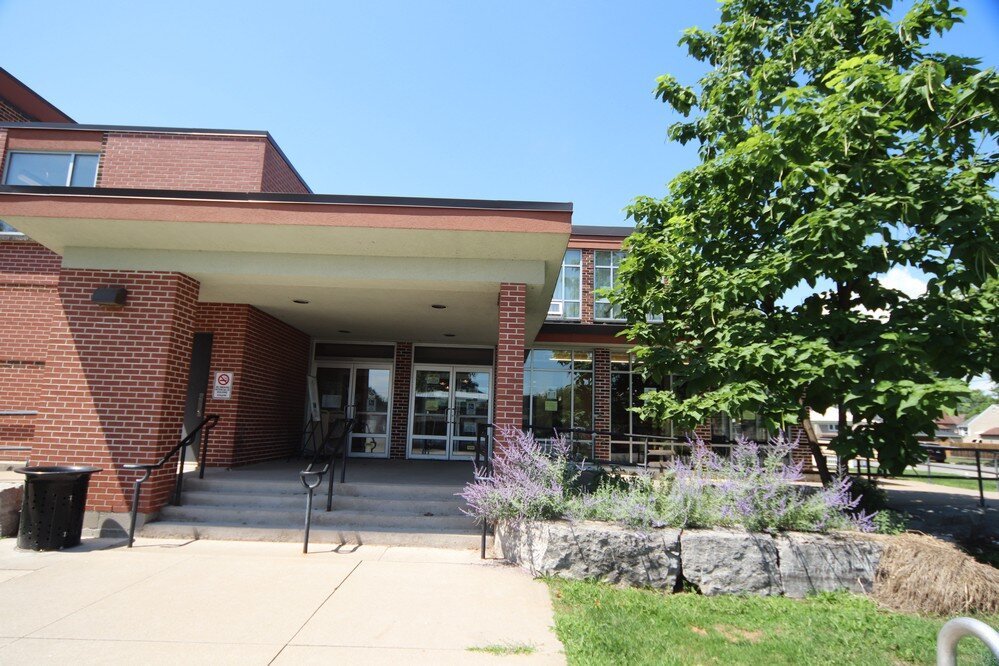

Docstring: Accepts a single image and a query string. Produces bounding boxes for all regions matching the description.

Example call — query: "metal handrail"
[936,617,999,665]
[300,418,354,554]
[839,444,998,508]
[123,414,220,547]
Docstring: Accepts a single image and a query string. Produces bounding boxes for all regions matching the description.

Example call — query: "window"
[594,250,627,321]
[610,353,673,437]
[548,250,581,320]
[711,411,768,443]
[522,349,593,432]
[0,220,23,236]
[3,152,99,187]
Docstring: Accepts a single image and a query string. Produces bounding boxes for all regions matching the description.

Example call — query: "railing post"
[172,442,187,506]
[975,449,985,508]
[198,423,212,479]
[482,520,488,560]
[326,459,336,512]
[127,470,150,548]
[303,483,315,554]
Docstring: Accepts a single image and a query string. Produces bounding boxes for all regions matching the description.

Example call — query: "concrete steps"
[140,473,486,549]
[140,521,486,549]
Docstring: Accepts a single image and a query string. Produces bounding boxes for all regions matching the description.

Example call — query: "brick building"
[0,69,761,536]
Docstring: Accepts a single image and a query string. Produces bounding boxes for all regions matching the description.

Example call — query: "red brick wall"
[194,304,245,466]
[196,303,309,466]
[97,133,268,191]
[593,348,611,459]
[390,342,413,459]
[0,241,61,449]
[31,270,199,514]
[0,128,8,175]
[261,142,309,193]
[494,284,526,439]
[580,248,595,324]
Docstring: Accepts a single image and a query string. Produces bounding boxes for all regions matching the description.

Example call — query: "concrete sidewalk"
[0,538,565,665]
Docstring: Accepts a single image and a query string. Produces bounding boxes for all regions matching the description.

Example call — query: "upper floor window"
[594,250,627,321]
[3,152,99,187]
[0,220,23,236]
[548,249,581,320]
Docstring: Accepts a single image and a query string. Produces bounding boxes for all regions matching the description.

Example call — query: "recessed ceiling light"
[293,299,310,304]
[443,333,456,337]
[338,329,351,334]
[431,304,447,310]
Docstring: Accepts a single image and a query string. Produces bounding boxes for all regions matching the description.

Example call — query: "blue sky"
[3,0,996,228]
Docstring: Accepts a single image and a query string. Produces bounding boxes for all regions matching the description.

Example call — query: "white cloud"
[970,375,996,393]
[878,266,927,298]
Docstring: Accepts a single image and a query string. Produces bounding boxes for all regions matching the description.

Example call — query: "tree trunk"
[836,402,848,476]
[801,417,833,485]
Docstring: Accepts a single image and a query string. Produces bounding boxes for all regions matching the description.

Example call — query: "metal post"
[326,461,335,512]
[481,520,488,560]
[340,435,348,484]
[975,449,985,508]
[303,484,315,554]
[198,424,212,479]
[127,470,150,548]
[172,442,187,506]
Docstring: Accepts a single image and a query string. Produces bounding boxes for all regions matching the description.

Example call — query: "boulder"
[681,528,782,595]
[777,531,884,597]
[497,520,681,590]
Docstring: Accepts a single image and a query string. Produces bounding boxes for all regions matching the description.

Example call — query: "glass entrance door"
[315,364,391,458]
[409,365,492,460]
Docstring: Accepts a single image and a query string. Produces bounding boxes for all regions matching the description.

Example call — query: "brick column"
[580,248,594,324]
[390,342,413,459]
[593,348,611,460]
[693,423,713,441]
[494,284,526,442]
[32,270,199,531]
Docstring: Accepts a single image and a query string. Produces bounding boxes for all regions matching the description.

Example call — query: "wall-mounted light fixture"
[91,286,127,307]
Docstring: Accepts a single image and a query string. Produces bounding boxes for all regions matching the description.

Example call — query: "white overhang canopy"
[0,190,572,345]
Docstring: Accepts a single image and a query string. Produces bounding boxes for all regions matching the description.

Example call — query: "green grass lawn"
[900,472,996,492]
[548,579,999,666]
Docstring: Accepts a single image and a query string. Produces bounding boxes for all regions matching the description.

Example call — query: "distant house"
[808,408,851,441]
[933,414,968,441]
[962,405,999,444]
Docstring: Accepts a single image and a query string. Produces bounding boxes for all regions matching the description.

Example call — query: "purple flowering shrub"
[458,427,577,523]
[668,435,875,532]
[460,429,875,533]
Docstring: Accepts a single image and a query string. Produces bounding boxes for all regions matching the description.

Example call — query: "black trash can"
[15,466,102,551]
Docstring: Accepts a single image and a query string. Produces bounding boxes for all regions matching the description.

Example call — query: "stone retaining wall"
[496,520,884,597]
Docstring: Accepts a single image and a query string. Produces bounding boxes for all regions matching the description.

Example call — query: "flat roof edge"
[571,224,633,237]
[0,185,574,213]
[0,122,269,137]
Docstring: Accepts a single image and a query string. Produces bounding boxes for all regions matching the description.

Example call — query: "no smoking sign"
[213,371,235,400]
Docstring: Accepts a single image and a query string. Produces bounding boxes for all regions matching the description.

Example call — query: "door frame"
[407,363,493,460]
[314,360,393,459]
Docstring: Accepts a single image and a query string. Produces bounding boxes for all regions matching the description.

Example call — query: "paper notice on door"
[322,394,342,409]
[425,399,439,412]
[544,400,558,412]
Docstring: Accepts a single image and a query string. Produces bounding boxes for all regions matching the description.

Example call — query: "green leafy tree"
[958,386,998,418]
[618,0,998,478]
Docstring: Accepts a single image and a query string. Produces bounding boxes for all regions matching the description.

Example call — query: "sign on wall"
[213,371,235,400]
[306,376,321,422]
